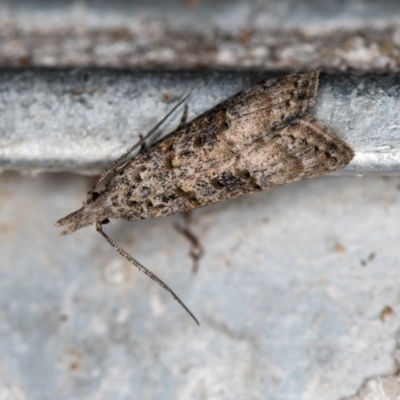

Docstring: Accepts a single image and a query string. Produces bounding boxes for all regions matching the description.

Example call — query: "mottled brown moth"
[55,71,354,324]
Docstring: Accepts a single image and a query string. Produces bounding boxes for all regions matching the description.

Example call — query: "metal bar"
[0,69,399,175]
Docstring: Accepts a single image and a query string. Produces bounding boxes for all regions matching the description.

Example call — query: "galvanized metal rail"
[0,69,399,175]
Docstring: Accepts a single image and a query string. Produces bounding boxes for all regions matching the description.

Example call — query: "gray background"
[1,1,400,399]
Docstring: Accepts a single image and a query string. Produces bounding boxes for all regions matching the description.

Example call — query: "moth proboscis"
[55,71,354,324]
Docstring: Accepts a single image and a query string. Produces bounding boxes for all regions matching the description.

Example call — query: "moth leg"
[141,103,189,150]
[87,92,191,203]
[113,133,147,174]
[114,104,189,175]
[95,220,199,325]
[174,211,204,273]
[177,103,189,129]
[138,133,147,154]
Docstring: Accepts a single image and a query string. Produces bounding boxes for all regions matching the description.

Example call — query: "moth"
[55,71,354,324]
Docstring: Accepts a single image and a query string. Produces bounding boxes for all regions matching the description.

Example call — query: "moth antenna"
[96,222,199,325]
[87,92,191,202]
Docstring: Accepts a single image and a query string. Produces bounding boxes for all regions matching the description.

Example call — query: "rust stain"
[68,349,83,371]
[335,242,345,253]
[380,305,394,322]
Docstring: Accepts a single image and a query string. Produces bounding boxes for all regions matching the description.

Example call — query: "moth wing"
[225,71,319,119]
[236,116,354,189]
[167,116,353,210]
[176,71,320,151]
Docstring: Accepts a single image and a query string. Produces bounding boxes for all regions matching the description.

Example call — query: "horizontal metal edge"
[0,69,399,176]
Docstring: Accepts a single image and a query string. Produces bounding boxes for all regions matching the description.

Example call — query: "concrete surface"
[1,0,400,71]
[1,172,400,399]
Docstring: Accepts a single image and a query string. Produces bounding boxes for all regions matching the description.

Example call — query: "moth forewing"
[56,71,354,323]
